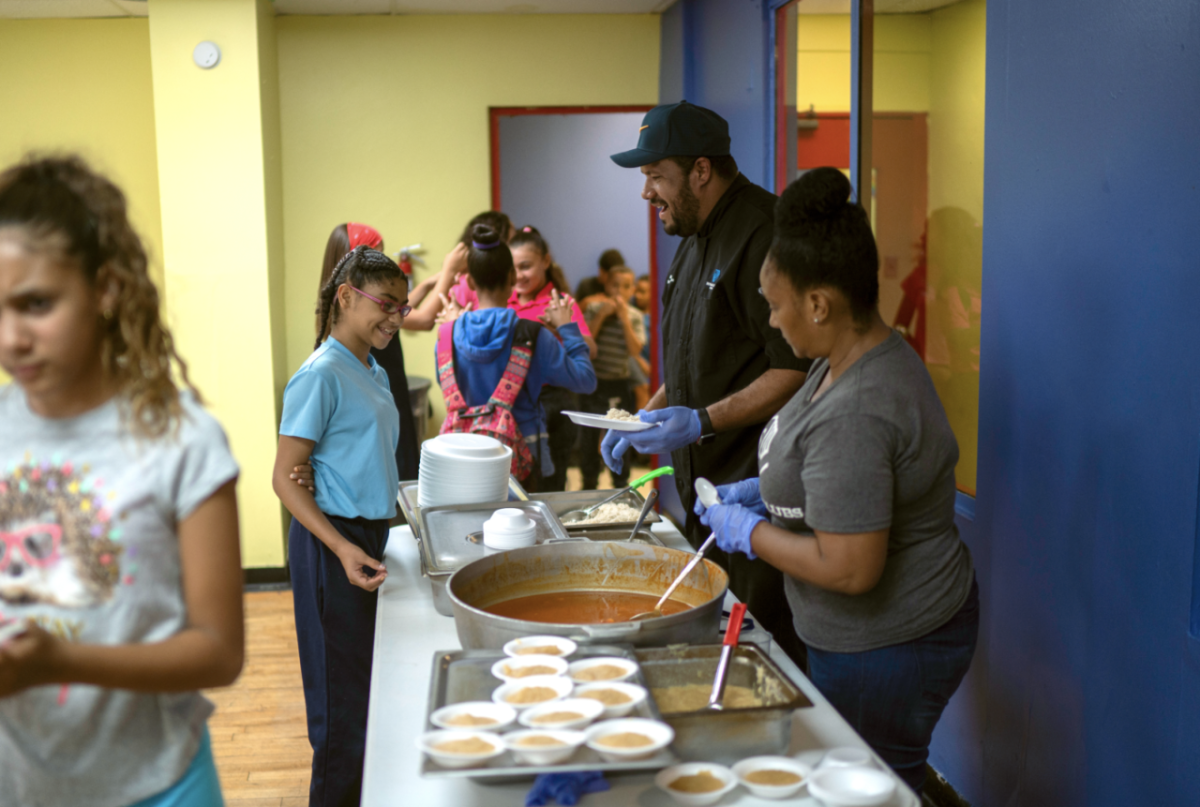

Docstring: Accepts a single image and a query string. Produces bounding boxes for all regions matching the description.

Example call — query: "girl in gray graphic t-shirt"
[694,169,978,796]
[0,157,242,807]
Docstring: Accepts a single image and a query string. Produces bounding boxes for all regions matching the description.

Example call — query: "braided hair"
[314,245,404,349]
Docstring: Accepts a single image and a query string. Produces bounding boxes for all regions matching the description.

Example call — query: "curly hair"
[314,245,404,349]
[0,154,198,438]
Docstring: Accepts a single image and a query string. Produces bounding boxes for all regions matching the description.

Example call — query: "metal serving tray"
[634,643,812,763]
[421,645,680,782]
[528,489,662,531]
[397,476,529,543]
[416,500,570,617]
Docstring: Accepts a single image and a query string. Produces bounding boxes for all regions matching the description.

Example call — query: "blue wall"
[497,112,650,291]
[668,0,1200,804]
[927,1,1200,805]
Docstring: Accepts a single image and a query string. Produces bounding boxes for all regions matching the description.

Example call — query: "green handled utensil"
[560,466,674,524]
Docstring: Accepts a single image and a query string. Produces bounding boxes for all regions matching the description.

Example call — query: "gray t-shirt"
[758,331,973,653]
[0,386,239,807]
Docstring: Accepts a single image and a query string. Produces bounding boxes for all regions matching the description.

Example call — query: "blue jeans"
[807,578,980,793]
[129,726,223,807]
[290,515,389,807]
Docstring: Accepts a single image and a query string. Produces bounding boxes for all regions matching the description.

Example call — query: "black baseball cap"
[610,101,732,168]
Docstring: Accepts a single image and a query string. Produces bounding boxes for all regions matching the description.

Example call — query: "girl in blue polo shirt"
[271,246,408,807]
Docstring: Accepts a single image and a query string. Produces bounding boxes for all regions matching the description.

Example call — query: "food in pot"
[515,644,565,656]
[572,664,629,682]
[651,683,761,713]
[531,710,584,725]
[505,686,559,705]
[504,664,558,678]
[578,688,632,706]
[514,735,566,748]
[433,736,497,754]
[570,501,643,525]
[442,713,498,727]
[605,408,640,422]
[744,769,803,786]
[595,732,653,748]
[486,591,689,624]
[669,770,727,793]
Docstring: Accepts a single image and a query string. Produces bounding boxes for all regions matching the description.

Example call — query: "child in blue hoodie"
[436,224,596,490]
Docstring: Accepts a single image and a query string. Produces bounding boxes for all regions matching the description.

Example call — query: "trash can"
[407,375,432,445]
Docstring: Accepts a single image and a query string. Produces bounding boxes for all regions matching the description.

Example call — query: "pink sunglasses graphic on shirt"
[0,523,62,571]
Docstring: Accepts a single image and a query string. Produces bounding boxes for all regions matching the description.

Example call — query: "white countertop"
[362,520,918,806]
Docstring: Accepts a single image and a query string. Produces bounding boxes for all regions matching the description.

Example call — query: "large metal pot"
[447,541,729,650]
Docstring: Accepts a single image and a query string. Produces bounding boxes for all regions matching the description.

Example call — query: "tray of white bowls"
[417,433,513,508]
[418,640,680,782]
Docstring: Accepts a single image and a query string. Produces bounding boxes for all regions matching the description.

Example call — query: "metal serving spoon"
[631,478,721,621]
[560,466,674,524]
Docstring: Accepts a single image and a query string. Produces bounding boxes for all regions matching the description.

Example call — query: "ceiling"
[0,0,966,19]
[0,0,678,18]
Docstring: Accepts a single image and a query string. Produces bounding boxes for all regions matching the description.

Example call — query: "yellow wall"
[0,19,162,288]
[797,14,930,113]
[275,14,660,430]
[149,0,288,567]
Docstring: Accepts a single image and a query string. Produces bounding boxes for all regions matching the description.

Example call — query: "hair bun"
[775,167,853,237]
[471,223,499,244]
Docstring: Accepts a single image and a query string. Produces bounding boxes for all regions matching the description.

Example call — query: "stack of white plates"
[418,433,512,508]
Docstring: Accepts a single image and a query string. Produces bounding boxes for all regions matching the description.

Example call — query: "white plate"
[562,411,660,431]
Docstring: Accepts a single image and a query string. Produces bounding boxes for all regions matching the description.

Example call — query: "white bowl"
[416,730,505,769]
[584,717,674,762]
[424,433,507,458]
[490,655,569,683]
[807,767,897,807]
[572,681,648,718]
[655,762,738,806]
[819,747,875,770]
[502,729,587,766]
[491,675,574,711]
[503,636,577,658]
[483,508,537,550]
[567,656,639,685]
[429,701,517,732]
[517,698,606,731]
[732,756,813,799]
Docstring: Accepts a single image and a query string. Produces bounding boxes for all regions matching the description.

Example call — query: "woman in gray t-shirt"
[695,168,978,795]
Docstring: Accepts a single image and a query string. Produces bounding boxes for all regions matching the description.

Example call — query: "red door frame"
[488,104,662,393]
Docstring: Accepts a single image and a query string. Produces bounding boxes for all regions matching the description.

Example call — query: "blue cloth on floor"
[525,772,610,806]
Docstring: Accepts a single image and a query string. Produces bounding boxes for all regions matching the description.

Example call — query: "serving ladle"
[631,477,721,621]
[560,466,674,524]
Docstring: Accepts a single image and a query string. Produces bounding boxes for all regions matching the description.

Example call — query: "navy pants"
[807,578,980,794]
[289,515,389,807]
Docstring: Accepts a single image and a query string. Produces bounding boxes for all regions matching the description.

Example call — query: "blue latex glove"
[600,407,701,474]
[693,477,767,519]
[526,771,610,806]
[700,502,765,560]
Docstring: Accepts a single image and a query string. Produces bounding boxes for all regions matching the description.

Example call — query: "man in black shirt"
[602,101,811,667]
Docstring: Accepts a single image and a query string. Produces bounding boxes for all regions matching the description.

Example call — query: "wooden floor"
[206,591,311,807]
[204,468,646,806]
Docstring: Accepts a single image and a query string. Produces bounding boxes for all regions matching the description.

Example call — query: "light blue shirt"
[280,337,400,519]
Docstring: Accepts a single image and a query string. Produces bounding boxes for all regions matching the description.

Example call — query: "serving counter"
[361,519,919,806]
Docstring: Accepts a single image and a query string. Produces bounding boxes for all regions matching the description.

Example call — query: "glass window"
[777,0,986,494]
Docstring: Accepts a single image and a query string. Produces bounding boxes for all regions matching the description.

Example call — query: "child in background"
[272,246,408,807]
[435,224,595,490]
[632,273,653,411]
[580,265,645,490]
[0,156,243,807]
